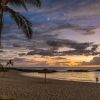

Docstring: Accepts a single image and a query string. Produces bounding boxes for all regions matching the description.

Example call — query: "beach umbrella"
[41,68,48,83]
[39,68,56,83]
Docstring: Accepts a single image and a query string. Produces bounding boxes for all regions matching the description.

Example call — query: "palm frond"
[9,0,41,9]
[0,11,3,47]
[23,0,41,7]
[9,0,27,10]
[6,6,33,39]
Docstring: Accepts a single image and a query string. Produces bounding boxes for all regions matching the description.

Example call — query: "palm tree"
[0,0,41,47]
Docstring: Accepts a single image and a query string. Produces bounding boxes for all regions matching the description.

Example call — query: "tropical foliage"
[0,0,41,47]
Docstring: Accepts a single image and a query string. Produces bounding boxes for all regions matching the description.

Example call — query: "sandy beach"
[0,70,100,100]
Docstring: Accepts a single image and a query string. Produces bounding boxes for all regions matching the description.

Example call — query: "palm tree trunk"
[0,31,1,48]
[0,0,8,5]
[0,11,3,48]
[0,0,7,48]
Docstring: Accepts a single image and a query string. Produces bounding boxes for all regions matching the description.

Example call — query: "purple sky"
[0,0,100,67]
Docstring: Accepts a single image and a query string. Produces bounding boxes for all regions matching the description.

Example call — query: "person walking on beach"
[96,77,99,83]
[6,60,14,68]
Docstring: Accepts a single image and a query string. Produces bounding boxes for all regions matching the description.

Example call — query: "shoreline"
[21,71,100,84]
[0,70,100,100]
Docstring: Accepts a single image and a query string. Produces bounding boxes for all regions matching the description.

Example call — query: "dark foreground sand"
[0,71,100,100]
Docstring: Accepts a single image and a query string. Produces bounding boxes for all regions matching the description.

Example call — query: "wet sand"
[0,70,100,100]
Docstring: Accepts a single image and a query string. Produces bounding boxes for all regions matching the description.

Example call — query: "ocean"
[21,71,100,83]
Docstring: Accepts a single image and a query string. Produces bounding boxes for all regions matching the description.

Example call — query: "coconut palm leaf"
[6,6,33,39]
[9,0,41,9]
[0,0,41,47]
[23,0,41,7]
[9,0,27,10]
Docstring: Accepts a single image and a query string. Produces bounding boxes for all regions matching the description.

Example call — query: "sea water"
[22,71,100,83]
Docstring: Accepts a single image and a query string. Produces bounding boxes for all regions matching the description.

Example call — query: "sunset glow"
[0,0,100,67]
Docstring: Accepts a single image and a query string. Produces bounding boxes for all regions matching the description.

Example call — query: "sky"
[0,0,100,67]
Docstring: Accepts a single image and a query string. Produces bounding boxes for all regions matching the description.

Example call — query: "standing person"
[6,60,14,68]
[0,62,6,76]
[0,62,3,69]
[96,77,99,83]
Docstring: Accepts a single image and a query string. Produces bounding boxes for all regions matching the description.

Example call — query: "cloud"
[3,0,100,50]
[61,49,100,56]
[0,50,4,53]
[18,39,100,57]
[13,58,27,62]
[0,59,8,62]
[1,0,100,65]
[51,57,67,60]
[46,39,100,56]
[26,48,59,56]
[19,53,26,56]
[82,57,100,65]
[13,57,35,63]
[43,24,96,36]
[47,39,92,49]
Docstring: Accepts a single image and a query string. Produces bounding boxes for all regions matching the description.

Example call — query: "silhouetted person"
[6,60,13,68]
[96,77,99,83]
[0,63,3,68]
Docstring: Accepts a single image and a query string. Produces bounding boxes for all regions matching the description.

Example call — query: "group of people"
[0,60,14,68]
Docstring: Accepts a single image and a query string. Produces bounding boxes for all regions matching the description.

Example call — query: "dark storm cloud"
[14,58,26,62]
[19,53,26,56]
[19,50,58,57]
[75,26,95,35]
[0,59,8,62]
[61,49,100,56]
[47,39,92,49]
[37,23,96,36]
[0,50,4,53]
[12,44,22,48]
[3,0,97,42]
[82,30,95,35]
[82,57,100,65]
[51,57,67,60]
[3,0,100,48]
[26,48,59,56]
[2,0,100,62]
[47,39,100,56]
[3,24,95,51]
[13,57,35,63]
[19,39,100,57]
[42,0,100,10]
